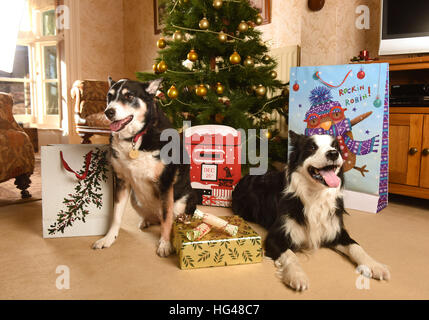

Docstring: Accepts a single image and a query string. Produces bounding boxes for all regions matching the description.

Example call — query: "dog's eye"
[311,143,318,151]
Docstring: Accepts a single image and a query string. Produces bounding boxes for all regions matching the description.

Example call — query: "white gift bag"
[41,144,113,238]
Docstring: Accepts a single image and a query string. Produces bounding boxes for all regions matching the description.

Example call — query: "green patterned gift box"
[173,215,263,270]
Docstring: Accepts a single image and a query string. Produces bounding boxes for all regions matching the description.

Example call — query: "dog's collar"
[132,127,148,145]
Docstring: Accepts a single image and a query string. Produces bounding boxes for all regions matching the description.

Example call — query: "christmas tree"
[137,0,289,165]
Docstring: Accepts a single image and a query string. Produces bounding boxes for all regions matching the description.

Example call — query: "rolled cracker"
[193,209,238,237]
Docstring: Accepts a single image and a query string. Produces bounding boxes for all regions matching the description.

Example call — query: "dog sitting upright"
[232,131,390,291]
[92,78,197,256]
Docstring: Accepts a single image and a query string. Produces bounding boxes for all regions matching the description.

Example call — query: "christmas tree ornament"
[238,20,249,32]
[243,56,255,67]
[282,87,289,97]
[215,82,225,95]
[255,84,267,97]
[229,51,241,64]
[157,38,166,49]
[357,68,365,79]
[173,30,183,41]
[157,60,168,73]
[265,130,272,139]
[255,13,263,25]
[167,85,179,99]
[213,0,223,9]
[270,71,278,79]
[180,0,189,4]
[153,63,159,74]
[195,84,208,97]
[199,17,210,30]
[247,21,255,28]
[262,55,271,64]
[187,49,198,62]
[293,81,300,91]
[215,113,225,124]
[218,31,228,43]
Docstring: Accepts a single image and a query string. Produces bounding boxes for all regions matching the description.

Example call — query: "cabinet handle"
[409,147,418,155]
[423,148,429,156]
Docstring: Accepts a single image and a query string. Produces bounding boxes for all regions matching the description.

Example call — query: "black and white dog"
[92,78,197,256]
[232,131,390,291]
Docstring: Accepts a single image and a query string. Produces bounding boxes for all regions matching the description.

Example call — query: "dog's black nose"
[326,150,339,161]
[104,108,115,120]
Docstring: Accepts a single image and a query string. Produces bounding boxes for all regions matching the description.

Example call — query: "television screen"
[383,0,429,39]
[380,0,429,54]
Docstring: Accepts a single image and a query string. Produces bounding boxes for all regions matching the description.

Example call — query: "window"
[0,0,60,128]
[0,45,32,120]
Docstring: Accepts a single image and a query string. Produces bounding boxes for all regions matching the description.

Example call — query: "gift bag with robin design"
[288,63,389,213]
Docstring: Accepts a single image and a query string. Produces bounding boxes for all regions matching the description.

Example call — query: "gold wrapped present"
[172,215,262,270]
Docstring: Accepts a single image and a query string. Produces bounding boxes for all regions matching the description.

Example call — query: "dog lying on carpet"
[92,78,198,256]
[232,131,390,291]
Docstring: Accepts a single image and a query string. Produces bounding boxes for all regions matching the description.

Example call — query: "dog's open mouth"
[110,115,133,132]
[308,165,341,188]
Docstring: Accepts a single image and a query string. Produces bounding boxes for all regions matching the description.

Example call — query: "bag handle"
[60,151,92,180]
[315,69,352,88]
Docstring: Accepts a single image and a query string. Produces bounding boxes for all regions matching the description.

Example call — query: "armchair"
[0,93,35,198]
[70,80,111,144]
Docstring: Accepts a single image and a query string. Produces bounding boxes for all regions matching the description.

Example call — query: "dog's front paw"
[281,267,310,292]
[92,234,117,249]
[157,238,174,257]
[357,262,390,281]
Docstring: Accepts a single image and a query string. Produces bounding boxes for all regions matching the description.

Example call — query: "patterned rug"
[0,156,41,207]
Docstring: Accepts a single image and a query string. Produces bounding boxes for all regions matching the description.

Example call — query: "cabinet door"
[420,115,429,188]
[389,114,423,186]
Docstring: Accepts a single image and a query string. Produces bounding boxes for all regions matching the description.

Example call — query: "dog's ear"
[146,78,163,95]
[108,76,115,88]
[288,130,302,147]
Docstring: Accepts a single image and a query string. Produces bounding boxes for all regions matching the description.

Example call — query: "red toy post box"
[184,125,241,207]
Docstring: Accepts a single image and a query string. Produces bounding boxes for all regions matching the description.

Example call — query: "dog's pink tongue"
[319,169,341,188]
[110,121,122,132]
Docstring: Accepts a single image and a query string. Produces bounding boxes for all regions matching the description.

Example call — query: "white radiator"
[269,45,300,137]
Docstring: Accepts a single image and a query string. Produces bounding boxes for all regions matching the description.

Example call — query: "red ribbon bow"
[60,151,92,180]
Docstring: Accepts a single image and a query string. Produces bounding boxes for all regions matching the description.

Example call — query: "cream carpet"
[0,195,428,300]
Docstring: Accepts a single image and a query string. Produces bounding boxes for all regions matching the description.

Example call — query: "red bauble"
[293,82,299,91]
[357,70,365,80]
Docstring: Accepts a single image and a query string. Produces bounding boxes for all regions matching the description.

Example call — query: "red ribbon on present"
[60,151,92,180]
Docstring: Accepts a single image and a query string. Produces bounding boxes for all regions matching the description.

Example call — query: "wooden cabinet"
[389,110,429,199]
[363,56,429,199]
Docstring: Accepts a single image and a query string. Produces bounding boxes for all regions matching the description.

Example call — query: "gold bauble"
[213,0,223,9]
[270,71,278,79]
[238,20,249,32]
[218,31,228,43]
[255,84,267,97]
[199,17,210,30]
[157,38,166,49]
[167,85,179,99]
[180,0,189,3]
[255,14,263,25]
[243,56,255,67]
[157,60,168,73]
[187,49,198,62]
[229,51,241,65]
[215,82,225,95]
[282,87,289,97]
[265,130,272,139]
[262,55,271,64]
[153,64,159,74]
[173,31,183,41]
[195,84,208,97]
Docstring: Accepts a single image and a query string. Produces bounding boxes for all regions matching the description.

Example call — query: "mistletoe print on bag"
[48,148,109,235]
